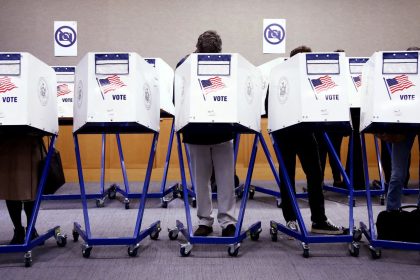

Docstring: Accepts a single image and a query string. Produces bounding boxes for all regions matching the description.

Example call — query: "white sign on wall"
[54,21,77,56]
[263,19,286,54]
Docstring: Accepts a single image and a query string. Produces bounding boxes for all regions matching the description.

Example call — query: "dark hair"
[195,30,222,53]
[407,46,420,51]
[290,45,312,57]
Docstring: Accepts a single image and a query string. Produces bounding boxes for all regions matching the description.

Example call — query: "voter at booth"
[385,46,420,211]
[271,45,344,235]
[176,30,237,237]
[0,136,43,244]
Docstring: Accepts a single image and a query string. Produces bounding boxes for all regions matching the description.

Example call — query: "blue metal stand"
[0,135,67,267]
[72,132,161,258]
[268,132,359,258]
[359,134,420,258]
[168,132,262,257]
[319,134,387,206]
[43,119,181,209]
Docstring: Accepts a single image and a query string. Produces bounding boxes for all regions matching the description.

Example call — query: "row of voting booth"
[0,50,419,266]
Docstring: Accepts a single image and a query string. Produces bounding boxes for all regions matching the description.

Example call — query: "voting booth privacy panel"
[258,57,286,115]
[347,57,369,108]
[174,53,262,133]
[145,58,175,116]
[54,66,75,119]
[360,51,420,133]
[74,52,160,134]
[268,52,351,133]
[0,52,58,135]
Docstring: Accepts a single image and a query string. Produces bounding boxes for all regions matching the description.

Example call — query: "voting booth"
[258,57,286,115]
[74,52,160,133]
[145,57,175,116]
[0,52,65,267]
[360,51,420,133]
[347,58,369,108]
[268,52,351,132]
[175,53,262,133]
[53,66,75,119]
[0,52,58,135]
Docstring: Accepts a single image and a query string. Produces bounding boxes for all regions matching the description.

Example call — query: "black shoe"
[10,227,25,245]
[193,225,213,236]
[222,224,236,237]
[311,220,344,235]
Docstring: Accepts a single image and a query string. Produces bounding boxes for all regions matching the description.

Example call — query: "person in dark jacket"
[271,45,344,234]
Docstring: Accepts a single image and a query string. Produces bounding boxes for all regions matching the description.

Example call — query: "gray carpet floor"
[1,180,419,279]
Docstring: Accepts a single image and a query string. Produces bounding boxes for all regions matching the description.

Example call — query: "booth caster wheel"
[353,229,362,242]
[228,243,240,257]
[72,230,79,242]
[353,199,356,207]
[302,243,309,258]
[108,185,117,199]
[249,188,255,199]
[191,198,197,208]
[369,246,382,259]
[380,196,385,206]
[250,228,262,241]
[180,243,192,257]
[168,228,179,240]
[24,251,32,268]
[82,245,92,258]
[270,223,278,242]
[124,198,130,209]
[96,199,105,208]
[149,226,161,240]
[128,245,139,257]
[56,233,67,247]
[349,242,360,257]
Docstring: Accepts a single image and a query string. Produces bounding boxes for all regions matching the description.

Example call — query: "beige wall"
[1,0,420,68]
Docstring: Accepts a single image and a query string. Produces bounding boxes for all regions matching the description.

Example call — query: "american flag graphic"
[310,75,337,94]
[385,74,415,94]
[199,76,226,95]
[352,75,362,89]
[0,76,17,94]
[98,75,126,94]
[57,84,71,96]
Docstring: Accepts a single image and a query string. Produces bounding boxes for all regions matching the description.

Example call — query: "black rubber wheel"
[191,199,197,208]
[228,246,239,257]
[168,230,178,241]
[72,230,79,242]
[150,230,159,240]
[128,247,138,257]
[303,248,309,258]
[161,200,168,208]
[125,202,130,210]
[24,257,32,268]
[180,247,191,257]
[276,199,282,208]
[380,198,385,206]
[82,247,92,258]
[370,248,382,259]
[56,235,67,247]
[349,244,359,257]
[249,189,255,199]
[96,199,104,208]
[250,232,260,241]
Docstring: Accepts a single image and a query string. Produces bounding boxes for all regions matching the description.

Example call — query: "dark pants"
[346,108,366,189]
[273,129,327,224]
[315,132,343,183]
